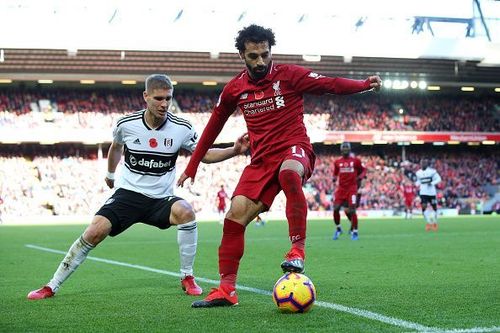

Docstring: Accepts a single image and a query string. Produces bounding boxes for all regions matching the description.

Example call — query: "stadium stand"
[0,87,498,220]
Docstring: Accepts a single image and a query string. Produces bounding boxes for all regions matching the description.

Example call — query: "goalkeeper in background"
[415,159,442,231]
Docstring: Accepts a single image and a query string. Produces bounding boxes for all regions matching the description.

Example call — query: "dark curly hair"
[235,24,276,53]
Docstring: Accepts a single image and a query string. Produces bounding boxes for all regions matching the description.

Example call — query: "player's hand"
[367,75,382,91]
[233,132,250,155]
[105,177,114,189]
[177,172,194,187]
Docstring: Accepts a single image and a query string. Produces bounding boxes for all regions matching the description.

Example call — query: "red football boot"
[181,275,203,296]
[191,287,238,308]
[281,247,305,273]
[27,286,55,300]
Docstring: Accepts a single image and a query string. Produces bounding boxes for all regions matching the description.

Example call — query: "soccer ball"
[272,272,316,313]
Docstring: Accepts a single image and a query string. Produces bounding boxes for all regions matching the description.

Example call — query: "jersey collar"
[142,110,168,131]
[245,61,275,85]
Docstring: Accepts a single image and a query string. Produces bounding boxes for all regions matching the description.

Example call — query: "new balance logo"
[133,138,141,145]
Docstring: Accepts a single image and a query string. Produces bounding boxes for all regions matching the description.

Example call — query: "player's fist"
[105,177,114,189]
[368,75,382,91]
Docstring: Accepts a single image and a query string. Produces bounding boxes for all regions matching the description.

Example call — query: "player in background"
[27,74,250,300]
[401,179,417,219]
[415,158,442,231]
[216,185,229,224]
[332,142,366,241]
[177,24,381,307]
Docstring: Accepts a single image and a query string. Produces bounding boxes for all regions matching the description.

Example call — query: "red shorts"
[404,196,414,207]
[217,204,226,213]
[232,144,315,209]
[334,189,357,207]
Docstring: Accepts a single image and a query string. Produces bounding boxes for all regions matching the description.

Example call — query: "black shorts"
[95,188,183,237]
[420,195,437,206]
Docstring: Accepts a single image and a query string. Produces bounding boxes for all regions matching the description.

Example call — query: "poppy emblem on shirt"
[149,138,158,148]
[254,90,264,100]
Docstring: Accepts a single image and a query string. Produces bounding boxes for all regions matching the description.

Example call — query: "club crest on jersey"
[272,80,281,96]
[308,72,325,80]
[254,90,265,100]
[149,138,158,148]
[164,138,173,147]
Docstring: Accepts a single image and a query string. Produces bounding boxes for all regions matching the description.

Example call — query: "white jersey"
[415,167,441,196]
[113,110,198,198]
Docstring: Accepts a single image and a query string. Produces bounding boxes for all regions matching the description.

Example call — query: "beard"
[247,63,269,81]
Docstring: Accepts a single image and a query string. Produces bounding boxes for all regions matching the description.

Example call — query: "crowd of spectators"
[1,88,498,132]
[0,148,497,217]
[0,87,498,218]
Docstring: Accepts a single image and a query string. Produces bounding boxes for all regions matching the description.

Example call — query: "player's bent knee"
[84,216,111,245]
[226,196,262,225]
[171,200,196,225]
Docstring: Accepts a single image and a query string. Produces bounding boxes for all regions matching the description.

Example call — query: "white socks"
[423,210,431,224]
[47,236,95,292]
[423,210,438,224]
[177,220,198,277]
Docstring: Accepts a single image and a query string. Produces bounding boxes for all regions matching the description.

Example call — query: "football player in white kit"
[415,159,442,231]
[27,74,250,300]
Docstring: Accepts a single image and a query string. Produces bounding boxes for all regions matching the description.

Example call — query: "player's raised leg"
[279,159,307,274]
[27,216,110,300]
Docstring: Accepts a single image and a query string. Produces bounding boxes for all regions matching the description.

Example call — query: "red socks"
[333,210,340,225]
[219,218,245,293]
[351,213,358,230]
[278,170,307,252]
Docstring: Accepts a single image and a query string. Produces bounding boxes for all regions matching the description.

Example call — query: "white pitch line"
[408,328,500,333]
[26,244,495,333]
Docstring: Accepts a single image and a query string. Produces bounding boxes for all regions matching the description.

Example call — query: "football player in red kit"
[332,142,366,241]
[178,24,381,307]
[401,180,416,219]
[216,185,229,224]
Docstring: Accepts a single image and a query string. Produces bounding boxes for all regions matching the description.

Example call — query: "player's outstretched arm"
[201,133,250,164]
[177,133,249,188]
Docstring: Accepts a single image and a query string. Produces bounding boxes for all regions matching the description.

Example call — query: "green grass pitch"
[1,216,499,332]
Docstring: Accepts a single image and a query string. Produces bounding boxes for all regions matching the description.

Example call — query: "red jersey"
[402,184,416,198]
[184,63,371,178]
[333,156,366,193]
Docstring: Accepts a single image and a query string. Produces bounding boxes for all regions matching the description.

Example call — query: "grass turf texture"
[0,216,498,332]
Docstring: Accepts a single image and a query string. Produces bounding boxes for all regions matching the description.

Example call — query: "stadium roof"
[1,49,499,88]
[0,0,499,86]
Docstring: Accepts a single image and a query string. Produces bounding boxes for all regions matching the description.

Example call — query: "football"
[272,272,316,313]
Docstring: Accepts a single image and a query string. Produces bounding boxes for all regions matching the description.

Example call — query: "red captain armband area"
[332,77,372,95]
